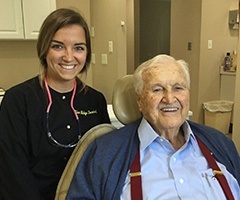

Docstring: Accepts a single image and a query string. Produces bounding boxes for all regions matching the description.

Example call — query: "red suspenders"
[195,137,234,200]
[129,136,234,200]
[130,150,143,200]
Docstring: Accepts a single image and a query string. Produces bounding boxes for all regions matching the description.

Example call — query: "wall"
[90,0,127,103]
[0,41,39,89]
[232,1,240,152]
[233,58,240,152]
[171,0,238,124]
[126,0,135,74]
[171,0,201,123]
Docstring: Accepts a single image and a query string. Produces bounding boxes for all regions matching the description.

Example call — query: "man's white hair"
[133,54,190,94]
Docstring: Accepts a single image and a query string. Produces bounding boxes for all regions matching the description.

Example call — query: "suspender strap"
[129,149,143,200]
[195,136,234,200]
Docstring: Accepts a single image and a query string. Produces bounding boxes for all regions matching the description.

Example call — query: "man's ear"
[136,93,142,112]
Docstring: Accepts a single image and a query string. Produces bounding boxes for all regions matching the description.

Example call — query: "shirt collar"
[138,118,158,150]
[138,118,198,152]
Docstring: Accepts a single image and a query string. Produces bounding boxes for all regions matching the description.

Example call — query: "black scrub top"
[0,76,110,200]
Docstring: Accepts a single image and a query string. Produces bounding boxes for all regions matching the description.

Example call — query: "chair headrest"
[112,75,142,125]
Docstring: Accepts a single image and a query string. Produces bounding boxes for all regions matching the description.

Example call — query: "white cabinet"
[0,0,56,39]
[0,0,23,39]
[219,66,236,101]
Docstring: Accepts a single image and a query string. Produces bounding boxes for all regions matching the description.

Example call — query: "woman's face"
[45,24,87,83]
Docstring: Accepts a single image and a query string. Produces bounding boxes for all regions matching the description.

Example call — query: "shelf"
[220,71,236,76]
[220,66,236,76]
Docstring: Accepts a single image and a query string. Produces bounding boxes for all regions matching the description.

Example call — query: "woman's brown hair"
[36,8,91,76]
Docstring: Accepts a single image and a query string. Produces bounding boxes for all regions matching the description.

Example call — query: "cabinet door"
[0,0,24,39]
[22,0,56,39]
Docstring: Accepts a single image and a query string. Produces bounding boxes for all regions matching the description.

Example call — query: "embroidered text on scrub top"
[76,110,97,116]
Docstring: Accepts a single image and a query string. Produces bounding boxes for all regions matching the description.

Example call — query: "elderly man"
[67,55,240,200]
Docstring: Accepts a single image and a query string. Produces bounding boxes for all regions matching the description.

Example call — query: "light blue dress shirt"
[120,118,240,200]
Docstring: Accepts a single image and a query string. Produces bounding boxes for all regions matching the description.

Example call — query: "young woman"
[0,8,110,200]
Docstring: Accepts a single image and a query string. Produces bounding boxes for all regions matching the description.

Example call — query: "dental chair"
[55,74,141,200]
[112,74,142,125]
[55,124,116,200]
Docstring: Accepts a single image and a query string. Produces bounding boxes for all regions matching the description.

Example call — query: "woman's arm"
[0,89,42,200]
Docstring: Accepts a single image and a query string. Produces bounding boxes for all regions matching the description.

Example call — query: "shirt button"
[62,96,66,100]
[173,157,176,162]
[67,125,71,129]
[179,178,184,184]
[63,157,68,161]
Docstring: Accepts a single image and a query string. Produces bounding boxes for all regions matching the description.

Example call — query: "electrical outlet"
[188,42,192,50]
[101,54,108,64]
[109,41,113,52]
[208,40,213,49]
[91,27,95,37]
[92,53,95,64]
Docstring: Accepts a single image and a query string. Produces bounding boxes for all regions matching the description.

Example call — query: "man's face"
[136,62,190,134]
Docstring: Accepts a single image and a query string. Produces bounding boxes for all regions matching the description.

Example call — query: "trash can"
[203,100,233,134]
